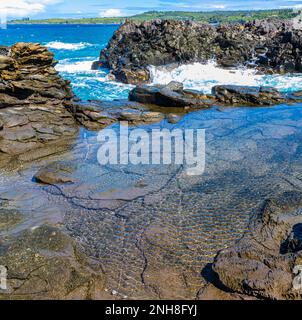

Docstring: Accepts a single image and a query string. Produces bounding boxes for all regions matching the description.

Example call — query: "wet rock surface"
[0,209,23,231]
[1,103,302,299]
[72,100,165,130]
[212,85,292,106]
[211,191,302,300]
[129,82,297,107]
[0,225,106,299]
[0,43,78,165]
[2,36,302,300]
[129,82,211,108]
[34,162,76,185]
[98,18,302,84]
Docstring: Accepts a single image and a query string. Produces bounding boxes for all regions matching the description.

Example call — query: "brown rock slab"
[0,225,105,299]
[212,191,302,300]
[34,162,76,185]
[0,209,23,231]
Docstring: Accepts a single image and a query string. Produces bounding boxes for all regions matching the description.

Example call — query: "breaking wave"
[55,57,302,101]
[45,41,93,50]
[55,58,133,101]
[149,61,302,93]
[55,59,97,73]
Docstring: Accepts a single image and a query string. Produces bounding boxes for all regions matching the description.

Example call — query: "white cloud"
[99,9,124,18]
[173,3,227,10]
[211,4,226,9]
[279,4,302,10]
[0,0,60,18]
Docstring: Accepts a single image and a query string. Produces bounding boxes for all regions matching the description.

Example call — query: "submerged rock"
[73,100,165,130]
[97,18,301,84]
[34,162,76,185]
[0,209,23,231]
[212,191,302,300]
[0,225,105,299]
[166,113,182,124]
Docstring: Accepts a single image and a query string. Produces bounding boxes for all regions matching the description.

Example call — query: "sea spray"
[149,61,302,94]
[56,59,99,73]
[45,41,93,50]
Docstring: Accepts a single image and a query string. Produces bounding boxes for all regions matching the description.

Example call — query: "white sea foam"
[149,61,302,93]
[56,59,135,87]
[55,58,132,100]
[56,59,98,73]
[55,57,302,102]
[45,41,92,50]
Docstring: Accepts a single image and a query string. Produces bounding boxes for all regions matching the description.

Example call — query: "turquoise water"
[0,24,132,100]
[2,24,302,102]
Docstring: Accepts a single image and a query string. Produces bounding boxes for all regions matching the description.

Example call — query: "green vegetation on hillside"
[131,9,297,23]
[9,9,298,25]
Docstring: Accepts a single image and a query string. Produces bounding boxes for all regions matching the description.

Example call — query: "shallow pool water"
[1,103,302,298]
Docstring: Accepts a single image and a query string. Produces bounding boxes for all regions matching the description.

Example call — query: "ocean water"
[2,24,302,102]
[0,24,132,100]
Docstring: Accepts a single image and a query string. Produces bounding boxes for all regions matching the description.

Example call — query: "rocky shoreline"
[2,41,302,167]
[2,18,302,300]
[96,18,302,84]
[0,43,78,166]
[0,43,172,166]
[129,81,302,107]
[200,191,302,300]
[2,19,302,162]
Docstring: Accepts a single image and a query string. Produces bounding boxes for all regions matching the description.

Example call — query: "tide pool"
[2,23,302,299]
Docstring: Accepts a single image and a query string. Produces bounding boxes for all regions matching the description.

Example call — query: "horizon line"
[7,8,298,22]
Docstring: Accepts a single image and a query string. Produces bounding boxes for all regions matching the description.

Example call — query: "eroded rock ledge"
[0,43,78,165]
[204,191,302,300]
[129,81,301,107]
[97,18,302,84]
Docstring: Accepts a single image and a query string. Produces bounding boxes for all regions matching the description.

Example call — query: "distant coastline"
[8,22,121,25]
[8,9,298,25]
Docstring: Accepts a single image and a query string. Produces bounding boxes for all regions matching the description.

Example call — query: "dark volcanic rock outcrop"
[212,191,302,300]
[212,85,291,106]
[0,43,78,164]
[97,18,301,84]
[129,82,210,108]
[129,81,296,107]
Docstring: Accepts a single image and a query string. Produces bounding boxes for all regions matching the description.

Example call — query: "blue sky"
[1,0,302,19]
